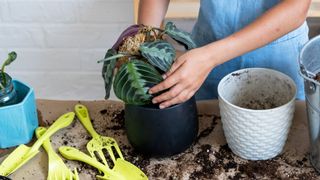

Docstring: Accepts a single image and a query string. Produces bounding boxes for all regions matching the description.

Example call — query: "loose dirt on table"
[4,100,319,180]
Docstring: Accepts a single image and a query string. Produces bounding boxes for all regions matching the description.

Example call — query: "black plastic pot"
[124,97,198,157]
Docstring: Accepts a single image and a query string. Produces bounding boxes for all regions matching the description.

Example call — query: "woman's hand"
[149,47,216,109]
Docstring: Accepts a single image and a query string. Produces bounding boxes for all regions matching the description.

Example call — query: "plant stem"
[97,53,130,63]
[159,30,167,38]
[151,29,158,40]
[146,31,151,42]
[0,57,9,88]
[0,82,4,90]
[152,27,164,32]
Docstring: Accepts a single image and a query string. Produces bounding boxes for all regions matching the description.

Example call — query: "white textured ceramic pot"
[218,68,296,160]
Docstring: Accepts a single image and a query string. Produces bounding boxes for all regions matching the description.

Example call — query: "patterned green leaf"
[3,52,17,66]
[113,60,163,105]
[102,49,117,99]
[139,40,175,72]
[164,21,197,50]
[1,51,17,88]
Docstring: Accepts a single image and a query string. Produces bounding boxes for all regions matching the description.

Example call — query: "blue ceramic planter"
[0,80,38,148]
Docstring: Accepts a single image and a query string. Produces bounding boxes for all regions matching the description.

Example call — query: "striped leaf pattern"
[164,21,197,50]
[113,60,163,105]
[139,40,175,72]
[102,49,117,99]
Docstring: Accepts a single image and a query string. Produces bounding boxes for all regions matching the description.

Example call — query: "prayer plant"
[0,52,17,90]
[98,22,197,105]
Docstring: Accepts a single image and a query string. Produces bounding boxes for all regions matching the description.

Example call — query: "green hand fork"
[75,104,124,167]
[0,112,75,177]
[35,127,79,180]
[74,104,148,179]
[59,146,147,180]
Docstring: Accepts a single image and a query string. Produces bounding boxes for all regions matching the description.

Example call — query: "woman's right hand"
[149,46,217,108]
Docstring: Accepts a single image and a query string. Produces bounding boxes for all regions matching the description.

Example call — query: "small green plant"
[99,22,197,105]
[0,51,17,89]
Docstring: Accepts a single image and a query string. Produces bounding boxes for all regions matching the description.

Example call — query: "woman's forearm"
[138,0,170,27]
[204,0,311,68]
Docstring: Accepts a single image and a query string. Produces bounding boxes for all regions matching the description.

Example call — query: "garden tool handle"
[35,127,56,155]
[31,112,75,152]
[36,127,80,180]
[59,146,114,176]
[75,104,99,138]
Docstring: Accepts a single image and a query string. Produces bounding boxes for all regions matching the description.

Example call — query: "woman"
[138,0,311,109]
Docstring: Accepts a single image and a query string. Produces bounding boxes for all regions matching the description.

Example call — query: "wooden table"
[0,100,319,179]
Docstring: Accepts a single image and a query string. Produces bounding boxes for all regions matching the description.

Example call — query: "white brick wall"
[0,0,134,100]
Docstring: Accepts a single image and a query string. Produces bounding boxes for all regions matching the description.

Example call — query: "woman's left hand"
[149,47,216,109]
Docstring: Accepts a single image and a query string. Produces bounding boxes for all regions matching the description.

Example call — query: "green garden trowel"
[0,112,75,177]
[59,146,148,180]
[73,104,148,179]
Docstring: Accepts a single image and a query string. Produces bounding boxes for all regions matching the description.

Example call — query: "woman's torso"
[192,0,309,100]
[192,0,307,46]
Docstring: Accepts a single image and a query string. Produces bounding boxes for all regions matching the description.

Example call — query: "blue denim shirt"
[192,0,309,100]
